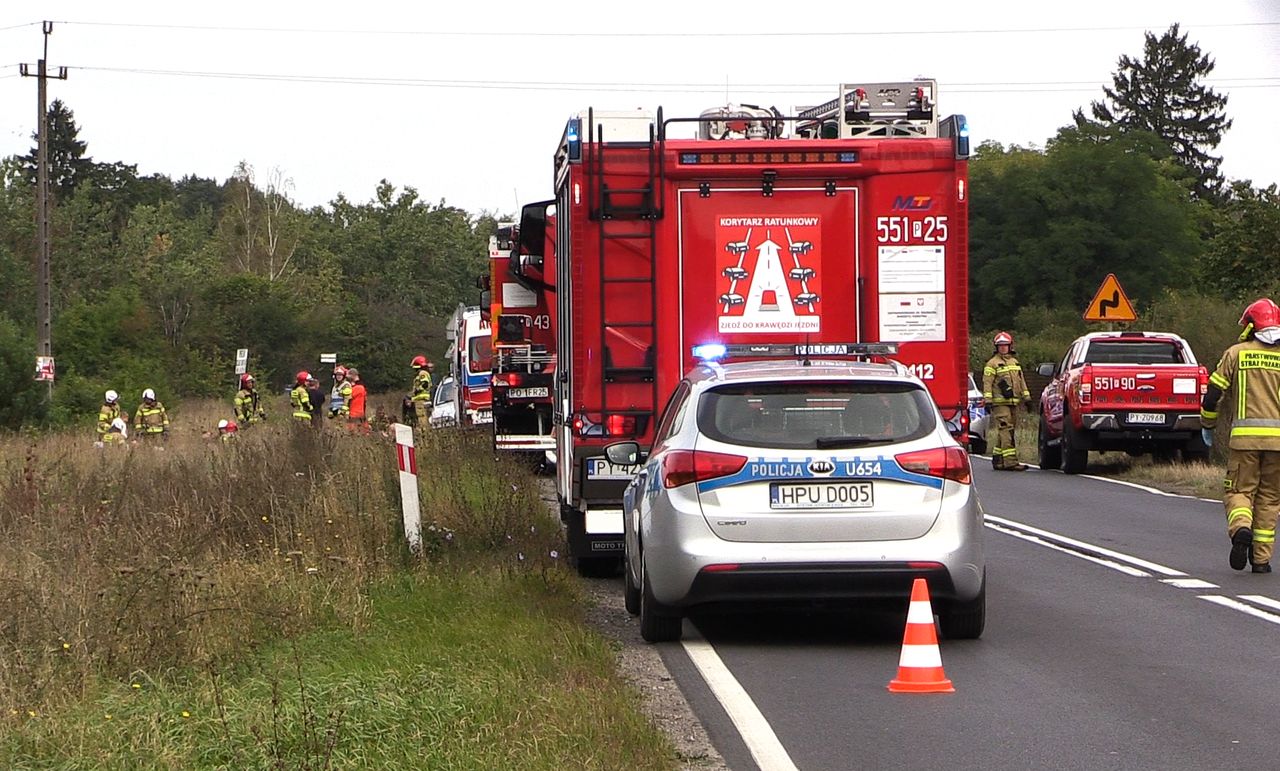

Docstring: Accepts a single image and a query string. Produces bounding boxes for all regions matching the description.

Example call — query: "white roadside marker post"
[393,423,423,554]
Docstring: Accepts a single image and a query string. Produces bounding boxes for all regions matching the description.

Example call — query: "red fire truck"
[532,81,971,575]
[487,213,558,458]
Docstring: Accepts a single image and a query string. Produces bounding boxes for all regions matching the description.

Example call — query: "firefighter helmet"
[1240,298,1280,330]
[411,355,428,369]
[993,331,1014,347]
[218,419,238,433]
[240,373,255,388]
[296,371,311,385]
[105,389,119,404]
[334,365,348,378]
[142,388,156,402]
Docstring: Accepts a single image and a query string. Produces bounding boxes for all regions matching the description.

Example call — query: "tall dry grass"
[0,397,555,715]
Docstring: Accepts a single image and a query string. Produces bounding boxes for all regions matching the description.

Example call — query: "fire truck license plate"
[770,482,874,509]
[1127,412,1164,425]
[586,459,636,480]
[509,387,548,399]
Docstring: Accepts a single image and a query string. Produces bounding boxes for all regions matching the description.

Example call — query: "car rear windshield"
[697,381,937,449]
[1084,340,1186,365]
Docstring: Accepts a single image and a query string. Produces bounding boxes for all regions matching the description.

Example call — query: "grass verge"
[0,399,679,769]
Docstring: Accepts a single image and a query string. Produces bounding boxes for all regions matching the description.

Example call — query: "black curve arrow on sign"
[1099,291,1120,317]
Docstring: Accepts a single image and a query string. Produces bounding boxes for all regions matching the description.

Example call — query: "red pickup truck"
[1036,331,1209,473]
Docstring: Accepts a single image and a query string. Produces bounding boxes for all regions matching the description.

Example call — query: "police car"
[605,344,986,642]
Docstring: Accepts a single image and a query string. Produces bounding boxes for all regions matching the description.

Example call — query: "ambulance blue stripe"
[696,455,944,493]
[464,371,489,388]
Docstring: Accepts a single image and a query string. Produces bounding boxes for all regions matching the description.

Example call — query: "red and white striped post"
[393,423,422,554]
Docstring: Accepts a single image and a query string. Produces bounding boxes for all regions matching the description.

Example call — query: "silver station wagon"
[606,353,986,643]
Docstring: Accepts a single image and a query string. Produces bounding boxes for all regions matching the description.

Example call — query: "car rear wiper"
[815,435,884,449]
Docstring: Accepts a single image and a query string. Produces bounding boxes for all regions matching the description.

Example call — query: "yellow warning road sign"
[1083,273,1137,322]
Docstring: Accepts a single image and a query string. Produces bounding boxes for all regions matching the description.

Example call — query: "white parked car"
[430,377,458,428]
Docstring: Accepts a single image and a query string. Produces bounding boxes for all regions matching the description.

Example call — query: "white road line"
[1199,595,1280,625]
[984,521,1150,576]
[1239,594,1280,613]
[984,514,1186,576]
[682,633,799,771]
[1161,578,1219,589]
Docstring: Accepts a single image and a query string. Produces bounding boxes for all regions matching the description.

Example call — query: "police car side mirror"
[604,441,641,466]
[1037,362,1056,377]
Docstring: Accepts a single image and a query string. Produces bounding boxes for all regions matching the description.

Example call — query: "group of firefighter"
[986,297,1280,575]
[95,356,438,445]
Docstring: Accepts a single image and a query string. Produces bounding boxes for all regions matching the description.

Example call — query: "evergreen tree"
[20,99,95,201]
[1077,23,1231,201]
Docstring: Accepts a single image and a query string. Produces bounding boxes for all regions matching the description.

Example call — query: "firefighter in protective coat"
[983,331,1032,471]
[234,373,267,426]
[410,355,434,426]
[291,371,314,424]
[1201,298,1280,574]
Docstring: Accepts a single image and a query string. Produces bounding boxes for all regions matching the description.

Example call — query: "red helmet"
[218,419,238,433]
[333,365,348,377]
[1240,298,1280,330]
[993,331,1014,347]
[240,373,255,388]
[296,370,311,385]
[411,355,428,368]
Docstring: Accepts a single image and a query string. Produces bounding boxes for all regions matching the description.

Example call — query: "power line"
[52,19,1280,38]
[68,65,1280,94]
[0,22,39,33]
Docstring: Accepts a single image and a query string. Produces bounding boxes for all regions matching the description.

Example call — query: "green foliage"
[1200,182,1280,298]
[969,128,1201,330]
[1079,23,1231,201]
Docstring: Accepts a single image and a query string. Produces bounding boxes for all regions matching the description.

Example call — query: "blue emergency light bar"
[692,342,899,360]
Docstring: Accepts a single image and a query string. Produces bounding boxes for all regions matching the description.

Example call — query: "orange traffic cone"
[887,578,955,693]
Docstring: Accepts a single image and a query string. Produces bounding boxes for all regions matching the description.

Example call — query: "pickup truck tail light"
[1079,364,1093,406]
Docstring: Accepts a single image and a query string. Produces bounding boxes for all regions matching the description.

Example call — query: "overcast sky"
[2,1,1277,217]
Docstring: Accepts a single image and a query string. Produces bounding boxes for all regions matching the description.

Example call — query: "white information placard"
[878,246,945,293]
[880,293,946,342]
[502,282,537,308]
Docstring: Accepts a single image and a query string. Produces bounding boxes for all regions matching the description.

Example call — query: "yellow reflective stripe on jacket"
[1255,528,1277,544]
[290,387,312,420]
[1200,408,1218,420]
[1228,507,1252,523]
[991,364,1023,374]
[1209,372,1231,390]
[1240,350,1280,369]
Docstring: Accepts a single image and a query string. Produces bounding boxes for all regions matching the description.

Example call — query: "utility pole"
[20,21,67,397]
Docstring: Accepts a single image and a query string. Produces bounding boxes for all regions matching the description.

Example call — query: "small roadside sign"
[234,348,249,375]
[34,355,55,382]
[319,353,338,364]
[1083,274,1137,322]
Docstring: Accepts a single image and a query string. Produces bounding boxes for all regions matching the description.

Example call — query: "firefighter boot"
[1230,528,1253,571]
[1252,562,1272,574]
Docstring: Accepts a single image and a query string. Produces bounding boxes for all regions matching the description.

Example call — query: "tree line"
[1,24,1276,430]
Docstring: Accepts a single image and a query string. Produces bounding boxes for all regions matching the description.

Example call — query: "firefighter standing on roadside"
[290,371,314,424]
[410,355,434,426]
[345,367,368,433]
[332,365,353,420]
[234,373,267,426]
[983,331,1032,471]
[1200,298,1280,574]
[97,390,124,445]
[134,388,170,440]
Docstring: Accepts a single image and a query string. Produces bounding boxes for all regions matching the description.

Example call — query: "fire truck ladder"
[588,109,661,438]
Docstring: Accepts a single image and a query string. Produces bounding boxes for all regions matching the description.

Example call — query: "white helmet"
[217,419,229,430]
[110,418,128,438]
[105,390,119,403]
[142,388,156,401]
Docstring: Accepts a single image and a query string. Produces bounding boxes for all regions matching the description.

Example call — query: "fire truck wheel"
[639,560,683,643]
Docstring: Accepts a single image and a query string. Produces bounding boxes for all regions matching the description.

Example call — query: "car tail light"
[700,564,741,573]
[662,450,747,488]
[494,372,524,387]
[894,446,971,485]
[1079,364,1093,405]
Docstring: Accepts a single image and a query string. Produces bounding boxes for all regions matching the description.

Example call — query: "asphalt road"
[656,461,1280,771]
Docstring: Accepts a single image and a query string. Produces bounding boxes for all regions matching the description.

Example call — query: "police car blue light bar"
[691,342,898,359]
[692,343,728,360]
